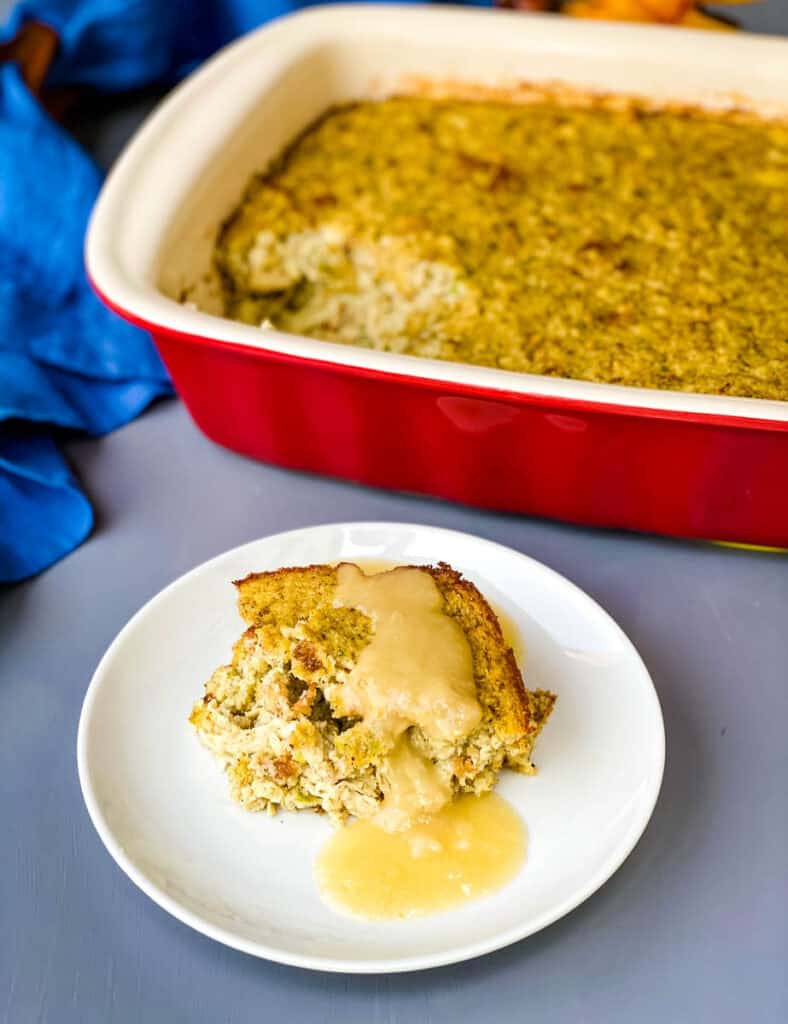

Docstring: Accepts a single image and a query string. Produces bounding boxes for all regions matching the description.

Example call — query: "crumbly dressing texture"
[189,563,555,824]
[214,95,788,401]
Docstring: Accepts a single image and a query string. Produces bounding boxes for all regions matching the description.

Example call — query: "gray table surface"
[3,7,788,1022]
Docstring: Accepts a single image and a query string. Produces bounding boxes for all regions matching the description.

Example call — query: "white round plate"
[78,522,664,973]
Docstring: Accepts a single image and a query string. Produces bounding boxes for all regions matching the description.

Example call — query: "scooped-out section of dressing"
[315,792,526,919]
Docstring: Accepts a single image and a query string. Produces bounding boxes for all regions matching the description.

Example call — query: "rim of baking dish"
[85,4,788,427]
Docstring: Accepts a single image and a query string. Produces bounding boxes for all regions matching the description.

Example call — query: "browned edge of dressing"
[399,75,788,124]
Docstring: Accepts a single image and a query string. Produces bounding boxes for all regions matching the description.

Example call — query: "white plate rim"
[77,521,666,973]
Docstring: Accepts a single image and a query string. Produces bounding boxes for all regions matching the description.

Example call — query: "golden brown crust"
[424,562,531,741]
[233,562,336,590]
[215,92,787,403]
[234,563,337,628]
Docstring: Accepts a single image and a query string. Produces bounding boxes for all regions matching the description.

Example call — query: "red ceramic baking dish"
[86,4,788,545]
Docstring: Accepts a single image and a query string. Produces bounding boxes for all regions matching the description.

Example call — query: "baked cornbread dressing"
[190,562,554,914]
[215,94,788,401]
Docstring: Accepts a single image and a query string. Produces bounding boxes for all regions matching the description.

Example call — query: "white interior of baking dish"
[86,4,788,422]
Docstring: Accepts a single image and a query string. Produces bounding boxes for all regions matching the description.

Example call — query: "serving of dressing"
[316,561,527,919]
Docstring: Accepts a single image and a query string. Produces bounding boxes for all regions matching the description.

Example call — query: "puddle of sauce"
[315,792,526,919]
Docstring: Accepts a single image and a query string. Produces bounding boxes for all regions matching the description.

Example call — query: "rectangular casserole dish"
[86,4,788,546]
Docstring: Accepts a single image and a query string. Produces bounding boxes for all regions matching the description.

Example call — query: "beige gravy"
[374,735,451,833]
[334,563,482,744]
[351,558,400,575]
[334,562,482,831]
[353,561,525,667]
[315,792,526,919]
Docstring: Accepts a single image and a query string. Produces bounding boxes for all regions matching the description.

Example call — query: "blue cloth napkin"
[2,0,458,582]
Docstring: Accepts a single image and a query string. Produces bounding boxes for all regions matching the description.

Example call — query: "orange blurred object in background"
[499,0,758,30]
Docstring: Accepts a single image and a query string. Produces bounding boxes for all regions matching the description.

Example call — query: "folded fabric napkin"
[1,0,452,583]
